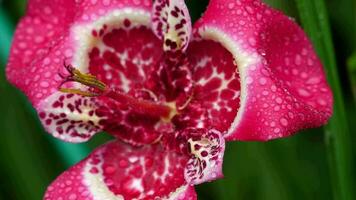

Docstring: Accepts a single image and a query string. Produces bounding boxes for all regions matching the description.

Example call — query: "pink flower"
[6,0,333,199]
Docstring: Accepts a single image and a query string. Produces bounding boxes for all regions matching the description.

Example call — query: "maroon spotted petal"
[44,140,197,200]
[152,0,192,52]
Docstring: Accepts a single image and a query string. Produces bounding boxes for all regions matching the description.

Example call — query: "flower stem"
[295,1,354,200]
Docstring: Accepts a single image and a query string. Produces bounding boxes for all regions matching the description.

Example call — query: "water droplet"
[280,118,288,126]
[306,77,320,85]
[246,76,253,84]
[259,77,267,85]
[307,58,314,66]
[317,98,327,106]
[300,72,308,79]
[262,90,269,96]
[68,193,77,200]
[274,105,280,111]
[248,37,256,46]
[297,88,311,97]
[228,2,235,9]
[288,112,294,119]
[275,97,283,104]
[295,54,302,65]
[40,81,49,88]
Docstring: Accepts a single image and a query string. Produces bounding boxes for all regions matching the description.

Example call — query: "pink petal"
[44,140,197,200]
[192,0,333,141]
[6,0,77,106]
[152,0,192,52]
[7,0,163,142]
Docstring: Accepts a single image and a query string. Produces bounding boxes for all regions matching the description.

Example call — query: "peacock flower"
[6,0,333,199]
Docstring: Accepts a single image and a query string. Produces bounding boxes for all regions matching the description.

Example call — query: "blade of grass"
[295,1,354,200]
[348,53,356,102]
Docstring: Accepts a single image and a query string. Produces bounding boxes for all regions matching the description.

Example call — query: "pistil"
[59,63,176,120]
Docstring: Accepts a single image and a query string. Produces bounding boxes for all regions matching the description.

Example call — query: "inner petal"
[87,20,168,145]
[100,142,189,199]
[88,24,162,92]
[178,40,241,133]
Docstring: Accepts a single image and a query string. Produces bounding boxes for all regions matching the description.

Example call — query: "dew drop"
[68,193,77,200]
[40,81,49,88]
[317,98,327,106]
[259,77,267,85]
[262,90,269,96]
[280,118,288,127]
[288,112,294,119]
[228,2,235,9]
[246,76,253,84]
[274,105,280,111]
[275,97,283,104]
[306,77,320,85]
[248,37,256,46]
[297,88,311,97]
[295,54,302,65]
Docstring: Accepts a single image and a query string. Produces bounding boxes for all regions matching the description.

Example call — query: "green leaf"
[295,1,354,200]
[347,53,356,102]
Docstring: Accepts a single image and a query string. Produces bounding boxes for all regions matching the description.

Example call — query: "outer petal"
[7,0,159,142]
[6,0,76,99]
[44,140,197,200]
[193,0,333,141]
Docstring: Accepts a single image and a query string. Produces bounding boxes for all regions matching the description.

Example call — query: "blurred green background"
[0,0,355,199]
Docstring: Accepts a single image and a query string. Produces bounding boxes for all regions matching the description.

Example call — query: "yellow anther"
[59,88,100,97]
[59,65,107,96]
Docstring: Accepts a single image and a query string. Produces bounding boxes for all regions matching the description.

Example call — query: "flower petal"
[7,0,164,142]
[184,129,225,185]
[38,93,107,142]
[183,40,241,133]
[44,140,197,200]
[152,0,192,52]
[192,0,333,141]
[162,128,225,185]
[6,0,77,106]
